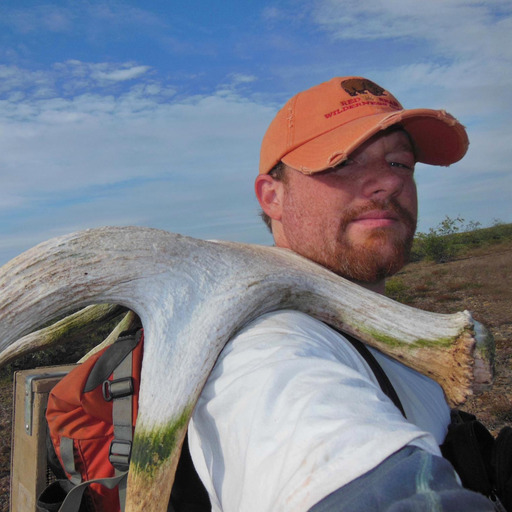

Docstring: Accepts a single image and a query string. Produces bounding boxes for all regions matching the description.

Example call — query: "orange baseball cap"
[259,76,469,175]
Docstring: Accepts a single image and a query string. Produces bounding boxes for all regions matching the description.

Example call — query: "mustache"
[341,199,417,231]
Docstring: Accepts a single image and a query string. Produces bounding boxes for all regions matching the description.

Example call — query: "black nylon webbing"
[84,329,141,393]
[340,331,406,418]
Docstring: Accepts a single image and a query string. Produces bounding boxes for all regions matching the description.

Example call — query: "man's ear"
[255,174,284,221]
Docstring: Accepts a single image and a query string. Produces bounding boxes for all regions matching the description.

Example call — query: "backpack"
[441,410,512,511]
[37,328,210,512]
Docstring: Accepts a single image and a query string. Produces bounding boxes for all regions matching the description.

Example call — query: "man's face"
[276,129,418,283]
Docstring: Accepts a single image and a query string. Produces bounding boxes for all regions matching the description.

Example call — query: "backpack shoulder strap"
[37,472,128,512]
[108,334,137,510]
[102,328,142,510]
[84,329,142,392]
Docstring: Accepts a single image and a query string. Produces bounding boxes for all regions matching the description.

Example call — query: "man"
[187,77,493,511]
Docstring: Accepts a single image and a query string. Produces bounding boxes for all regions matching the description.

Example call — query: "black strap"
[340,331,406,417]
[37,473,128,512]
[84,329,142,393]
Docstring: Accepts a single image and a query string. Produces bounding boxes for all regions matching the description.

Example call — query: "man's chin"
[332,231,413,282]
[353,230,406,255]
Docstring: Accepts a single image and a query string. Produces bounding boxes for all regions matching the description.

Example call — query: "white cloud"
[90,65,151,83]
[313,0,510,45]
[0,60,276,263]
[51,61,154,89]
[0,65,53,95]
[229,73,257,85]
[311,1,512,87]
[321,1,511,83]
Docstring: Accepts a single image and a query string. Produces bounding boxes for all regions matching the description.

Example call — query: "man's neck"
[271,237,388,295]
[350,279,386,295]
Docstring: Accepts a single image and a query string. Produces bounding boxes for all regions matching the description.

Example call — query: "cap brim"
[281,108,469,174]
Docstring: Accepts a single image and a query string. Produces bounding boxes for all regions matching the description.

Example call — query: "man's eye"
[338,158,355,167]
[322,159,354,175]
[390,161,414,171]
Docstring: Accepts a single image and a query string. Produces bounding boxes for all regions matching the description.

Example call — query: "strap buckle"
[102,377,134,402]
[109,440,132,471]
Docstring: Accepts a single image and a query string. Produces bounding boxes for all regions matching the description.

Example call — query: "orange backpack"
[41,329,143,511]
[39,328,210,512]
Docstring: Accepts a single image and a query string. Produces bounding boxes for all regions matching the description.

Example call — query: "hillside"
[0,238,511,510]
[386,238,512,433]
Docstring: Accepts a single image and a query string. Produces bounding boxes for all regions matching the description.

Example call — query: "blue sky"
[0,0,511,265]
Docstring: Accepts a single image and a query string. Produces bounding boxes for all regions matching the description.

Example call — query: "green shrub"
[415,216,463,262]
[414,216,486,263]
[385,277,411,303]
[413,218,512,263]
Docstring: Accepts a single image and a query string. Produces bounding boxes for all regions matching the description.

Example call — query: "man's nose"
[361,163,406,200]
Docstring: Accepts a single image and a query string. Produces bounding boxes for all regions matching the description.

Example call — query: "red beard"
[325,199,417,282]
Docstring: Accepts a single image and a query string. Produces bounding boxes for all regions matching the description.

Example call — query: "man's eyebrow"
[394,144,416,154]
[391,134,415,153]
[400,145,417,161]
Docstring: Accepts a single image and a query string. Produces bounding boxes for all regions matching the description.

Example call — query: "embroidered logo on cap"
[341,78,386,97]
[323,78,401,119]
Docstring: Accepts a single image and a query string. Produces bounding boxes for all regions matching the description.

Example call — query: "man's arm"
[309,445,494,511]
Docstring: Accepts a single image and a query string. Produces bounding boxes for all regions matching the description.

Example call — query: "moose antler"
[0,226,494,512]
[0,303,126,366]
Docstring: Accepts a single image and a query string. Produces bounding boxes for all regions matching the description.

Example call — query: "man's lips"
[350,210,401,228]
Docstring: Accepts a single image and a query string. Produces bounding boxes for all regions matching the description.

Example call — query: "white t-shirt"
[188,310,451,512]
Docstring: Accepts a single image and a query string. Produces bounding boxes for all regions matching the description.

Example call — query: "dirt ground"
[0,241,510,510]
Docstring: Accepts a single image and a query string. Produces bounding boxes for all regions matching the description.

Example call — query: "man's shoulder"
[223,309,372,373]
[242,309,333,331]
[232,309,347,348]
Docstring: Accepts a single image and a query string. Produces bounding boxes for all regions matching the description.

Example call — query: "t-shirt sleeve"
[188,310,450,512]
